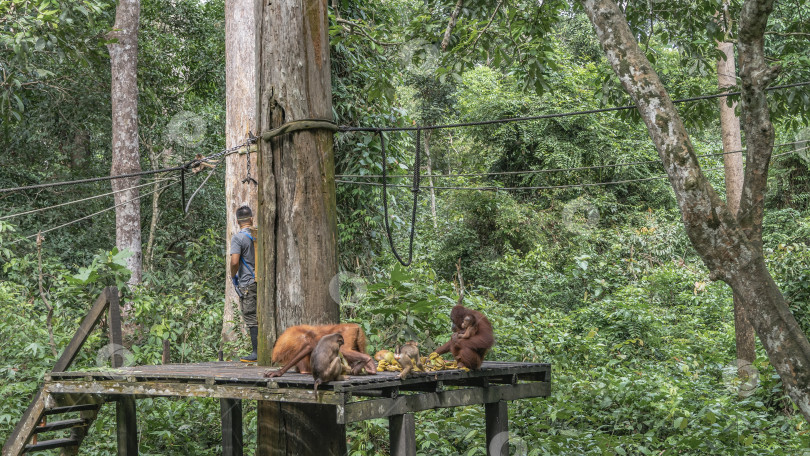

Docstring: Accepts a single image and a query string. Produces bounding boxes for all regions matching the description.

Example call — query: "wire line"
[0,139,255,194]
[11,180,179,244]
[336,141,809,180]
[0,177,173,221]
[338,81,810,132]
[334,147,808,192]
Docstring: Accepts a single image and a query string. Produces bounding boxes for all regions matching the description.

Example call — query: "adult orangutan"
[434,305,494,369]
[264,323,376,378]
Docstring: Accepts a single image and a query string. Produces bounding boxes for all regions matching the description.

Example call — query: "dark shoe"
[240,326,258,363]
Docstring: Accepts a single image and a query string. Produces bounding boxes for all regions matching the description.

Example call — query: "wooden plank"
[23,438,78,452]
[221,399,243,456]
[338,382,549,424]
[388,414,416,456]
[115,397,137,456]
[48,394,106,410]
[31,418,86,433]
[46,362,551,391]
[45,381,345,405]
[2,389,45,456]
[485,401,508,456]
[52,288,111,373]
[66,407,100,456]
[108,289,123,368]
[333,364,551,393]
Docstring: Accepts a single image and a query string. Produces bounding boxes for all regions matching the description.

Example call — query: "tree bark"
[256,0,341,453]
[581,0,810,421]
[441,0,464,51]
[144,147,168,272]
[224,0,258,346]
[108,0,142,286]
[717,32,756,375]
[424,130,437,229]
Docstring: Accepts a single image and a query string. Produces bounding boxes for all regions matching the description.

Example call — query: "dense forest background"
[2,0,810,454]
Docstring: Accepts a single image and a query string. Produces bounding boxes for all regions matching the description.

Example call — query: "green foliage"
[347,263,456,352]
[0,0,111,122]
[431,190,545,281]
[64,247,132,290]
[3,0,810,454]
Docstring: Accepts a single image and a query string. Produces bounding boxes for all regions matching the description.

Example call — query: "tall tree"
[580,0,810,421]
[716,7,756,378]
[255,0,342,453]
[223,0,258,345]
[108,0,142,286]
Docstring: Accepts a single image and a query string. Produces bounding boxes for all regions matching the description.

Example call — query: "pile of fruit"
[374,350,462,373]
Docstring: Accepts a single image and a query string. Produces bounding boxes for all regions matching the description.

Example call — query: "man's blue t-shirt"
[230,228,256,288]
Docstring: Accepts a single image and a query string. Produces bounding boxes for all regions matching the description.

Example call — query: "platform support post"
[221,398,243,456]
[485,401,508,456]
[258,402,346,455]
[389,413,416,456]
[116,397,137,455]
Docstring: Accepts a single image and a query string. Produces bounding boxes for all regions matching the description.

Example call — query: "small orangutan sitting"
[434,305,494,370]
[456,314,477,340]
[311,333,346,391]
[264,323,376,378]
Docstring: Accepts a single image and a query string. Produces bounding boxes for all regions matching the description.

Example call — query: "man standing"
[230,205,258,362]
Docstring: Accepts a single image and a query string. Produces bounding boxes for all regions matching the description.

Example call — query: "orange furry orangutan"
[434,305,494,369]
[264,323,376,378]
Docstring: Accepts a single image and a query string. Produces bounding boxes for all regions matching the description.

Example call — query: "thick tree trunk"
[424,130,437,229]
[581,0,810,421]
[108,0,142,286]
[256,0,341,453]
[224,0,258,346]
[717,41,744,217]
[717,36,756,375]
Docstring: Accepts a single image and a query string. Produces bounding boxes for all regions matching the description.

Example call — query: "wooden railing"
[2,286,123,456]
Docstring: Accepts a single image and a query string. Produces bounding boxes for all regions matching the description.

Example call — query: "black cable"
[381,129,422,266]
[335,148,805,192]
[338,81,810,133]
[0,177,172,221]
[4,79,806,194]
[11,179,179,244]
[336,140,808,180]
[0,138,255,194]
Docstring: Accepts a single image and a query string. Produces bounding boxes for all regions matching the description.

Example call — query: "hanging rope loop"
[380,129,421,267]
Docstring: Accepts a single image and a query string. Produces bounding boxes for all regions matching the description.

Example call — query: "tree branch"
[36,232,58,357]
[580,0,810,422]
[336,18,399,47]
[441,0,464,51]
[765,31,810,37]
[737,0,779,249]
[463,0,504,57]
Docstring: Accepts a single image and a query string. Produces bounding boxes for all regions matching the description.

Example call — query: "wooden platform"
[4,288,552,456]
[44,361,551,424]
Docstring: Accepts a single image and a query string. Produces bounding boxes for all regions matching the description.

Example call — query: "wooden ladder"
[2,287,123,456]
